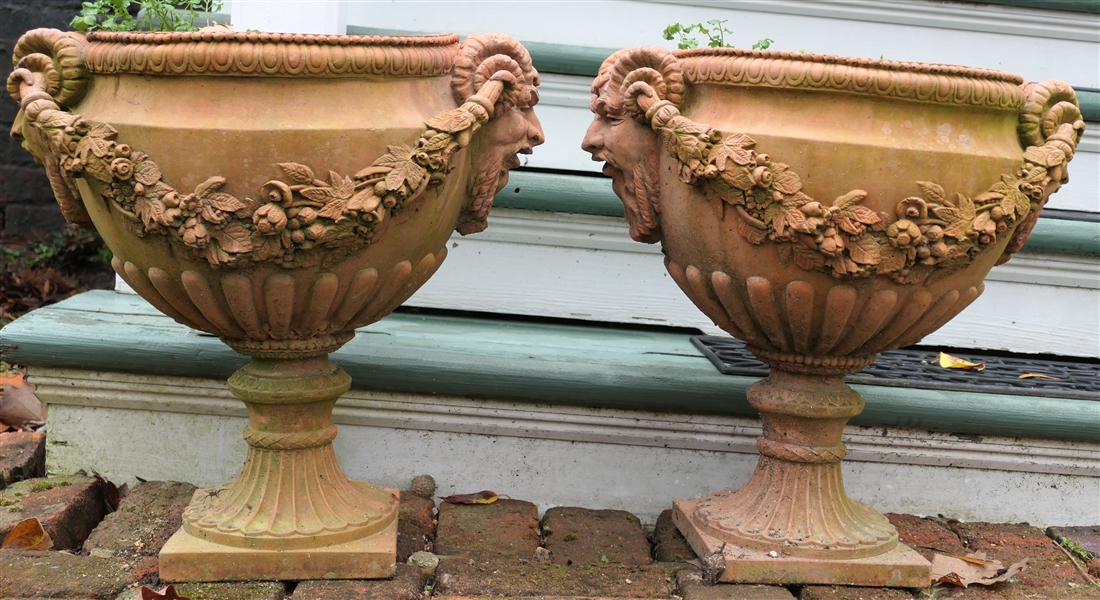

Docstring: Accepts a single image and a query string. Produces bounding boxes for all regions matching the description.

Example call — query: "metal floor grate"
[692,336,1100,401]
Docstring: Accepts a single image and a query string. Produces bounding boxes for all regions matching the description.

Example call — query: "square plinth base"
[159,489,398,582]
[672,499,931,587]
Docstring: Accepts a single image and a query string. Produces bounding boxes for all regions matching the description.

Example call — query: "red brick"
[84,480,196,557]
[885,513,967,562]
[678,569,795,600]
[0,550,131,599]
[0,431,45,487]
[290,564,423,599]
[543,506,653,566]
[0,472,106,550]
[435,499,540,560]
[653,508,697,563]
[434,558,671,598]
[799,585,913,600]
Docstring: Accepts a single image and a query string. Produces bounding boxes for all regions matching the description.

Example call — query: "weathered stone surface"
[84,480,197,558]
[679,568,796,600]
[0,431,45,488]
[115,581,286,600]
[543,506,653,566]
[434,558,671,598]
[653,508,696,563]
[799,585,913,600]
[290,564,423,599]
[0,472,106,550]
[0,549,131,599]
[435,499,540,559]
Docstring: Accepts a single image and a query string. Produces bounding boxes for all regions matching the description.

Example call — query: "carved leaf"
[772,169,802,195]
[208,193,246,213]
[847,234,881,265]
[426,108,476,133]
[737,219,767,244]
[195,176,226,198]
[878,244,908,274]
[1009,189,1031,219]
[421,133,453,152]
[917,181,946,203]
[384,149,426,192]
[82,157,114,183]
[77,135,113,160]
[973,211,994,236]
[87,122,118,140]
[721,166,755,191]
[1023,146,1065,168]
[846,205,880,225]
[331,172,355,197]
[837,215,862,236]
[833,190,868,209]
[1022,166,1046,184]
[709,132,755,170]
[999,194,1016,219]
[213,221,252,254]
[784,206,809,232]
[133,160,163,186]
[134,197,155,228]
[792,238,826,270]
[253,235,283,261]
[317,198,349,221]
[279,162,316,185]
[776,242,793,265]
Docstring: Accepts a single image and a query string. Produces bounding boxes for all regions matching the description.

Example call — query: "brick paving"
[0,472,107,551]
[0,430,45,488]
[0,473,1094,599]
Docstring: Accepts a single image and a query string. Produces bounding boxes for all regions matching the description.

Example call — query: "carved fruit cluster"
[648,101,1080,283]
[24,95,496,269]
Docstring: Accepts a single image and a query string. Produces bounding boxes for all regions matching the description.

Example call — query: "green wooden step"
[2,291,1096,442]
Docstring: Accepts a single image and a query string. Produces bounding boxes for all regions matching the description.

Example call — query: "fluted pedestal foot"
[672,499,930,586]
[161,487,398,582]
[674,367,930,586]
[159,353,398,581]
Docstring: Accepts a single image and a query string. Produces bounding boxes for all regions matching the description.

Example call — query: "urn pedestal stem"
[159,353,399,582]
[672,365,931,586]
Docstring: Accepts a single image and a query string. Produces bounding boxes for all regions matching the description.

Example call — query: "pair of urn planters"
[8,26,1083,587]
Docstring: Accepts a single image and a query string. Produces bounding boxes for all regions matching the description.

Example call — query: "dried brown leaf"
[1,518,53,550]
[441,490,499,505]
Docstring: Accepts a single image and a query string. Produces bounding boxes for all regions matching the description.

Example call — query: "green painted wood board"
[3,291,1096,442]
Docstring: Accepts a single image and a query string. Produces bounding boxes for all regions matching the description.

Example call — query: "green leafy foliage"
[71,0,223,32]
[663,20,774,51]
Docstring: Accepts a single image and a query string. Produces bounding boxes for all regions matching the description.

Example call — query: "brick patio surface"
[0,467,1096,599]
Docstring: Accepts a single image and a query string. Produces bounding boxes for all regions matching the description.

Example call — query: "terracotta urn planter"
[583,46,1082,586]
[8,27,543,581]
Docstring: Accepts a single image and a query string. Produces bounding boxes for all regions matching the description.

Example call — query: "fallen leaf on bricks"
[1019,373,1061,380]
[0,373,46,428]
[931,552,1028,587]
[1,517,53,550]
[441,490,499,504]
[937,352,985,372]
[141,584,191,600]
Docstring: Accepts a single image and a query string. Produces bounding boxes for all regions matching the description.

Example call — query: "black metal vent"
[691,336,1100,401]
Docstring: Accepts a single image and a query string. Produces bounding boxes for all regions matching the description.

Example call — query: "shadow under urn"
[8,27,543,581]
[583,45,1083,586]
